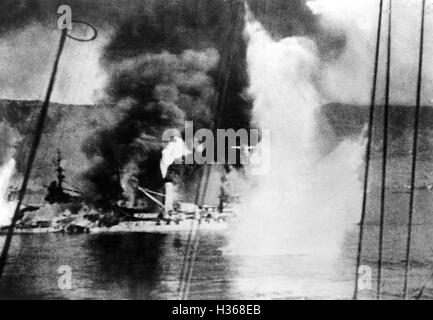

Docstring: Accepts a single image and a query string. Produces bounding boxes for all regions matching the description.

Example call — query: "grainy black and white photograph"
[0,0,433,302]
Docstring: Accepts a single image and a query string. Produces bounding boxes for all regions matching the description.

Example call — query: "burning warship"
[0,0,246,236]
[0,148,237,235]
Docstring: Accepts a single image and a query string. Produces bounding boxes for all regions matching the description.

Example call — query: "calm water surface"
[1,188,433,299]
[0,223,433,300]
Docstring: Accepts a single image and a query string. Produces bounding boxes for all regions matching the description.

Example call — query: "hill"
[1,99,433,194]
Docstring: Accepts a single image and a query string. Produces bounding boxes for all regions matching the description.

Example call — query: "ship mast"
[56,150,65,192]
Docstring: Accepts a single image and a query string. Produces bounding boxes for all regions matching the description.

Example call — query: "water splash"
[228,11,364,257]
[0,159,17,227]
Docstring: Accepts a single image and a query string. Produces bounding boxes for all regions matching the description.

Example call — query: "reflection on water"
[0,232,231,300]
[0,230,356,299]
[2,208,433,299]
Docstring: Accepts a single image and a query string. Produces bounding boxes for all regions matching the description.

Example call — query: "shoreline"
[0,219,230,235]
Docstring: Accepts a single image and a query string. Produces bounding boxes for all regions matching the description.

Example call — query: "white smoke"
[0,159,17,227]
[309,0,433,105]
[160,136,190,179]
[228,8,364,257]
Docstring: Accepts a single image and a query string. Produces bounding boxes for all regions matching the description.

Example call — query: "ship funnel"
[164,182,174,212]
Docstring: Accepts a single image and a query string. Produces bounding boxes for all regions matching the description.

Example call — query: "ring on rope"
[66,20,98,42]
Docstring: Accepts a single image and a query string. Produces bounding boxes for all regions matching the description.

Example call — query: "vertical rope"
[403,0,426,300]
[181,219,202,300]
[177,219,195,298]
[198,0,241,207]
[180,0,244,300]
[0,21,96,281]
[0,29,68,280]
[377,0,393,300]
[353,0,384,300]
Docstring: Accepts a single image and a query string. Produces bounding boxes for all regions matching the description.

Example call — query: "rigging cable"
[377,0,393,300]
[353,0,384,300]
[403,0,426,300]
[179,0,244,300]
[0,29,68,280]
[181,219,202,300]
[199,8,239,207]
[0,21,98,281]
[177,218,195,298]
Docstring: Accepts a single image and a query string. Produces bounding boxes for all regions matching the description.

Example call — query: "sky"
[0,0,433,106]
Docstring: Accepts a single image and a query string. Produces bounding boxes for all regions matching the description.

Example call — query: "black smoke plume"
[81,0,253,204]
[82,49,219,203]
[0,0,333,204]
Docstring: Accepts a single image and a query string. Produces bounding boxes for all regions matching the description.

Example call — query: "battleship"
[1,151,236,235]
